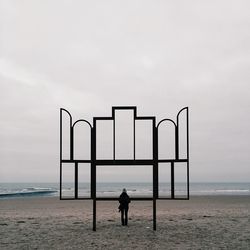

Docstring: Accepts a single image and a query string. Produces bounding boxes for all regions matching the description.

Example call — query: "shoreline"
[0,192,249,200]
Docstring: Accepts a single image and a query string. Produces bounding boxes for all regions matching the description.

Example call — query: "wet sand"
[0,196,249,249]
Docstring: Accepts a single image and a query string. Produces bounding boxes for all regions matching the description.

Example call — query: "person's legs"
[121,209,125,225]
[124,208,128,225]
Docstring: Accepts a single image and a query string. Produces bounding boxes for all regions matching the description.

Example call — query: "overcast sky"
[1,1,250,183]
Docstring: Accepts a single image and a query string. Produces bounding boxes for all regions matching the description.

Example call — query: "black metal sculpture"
[60,106,189,231]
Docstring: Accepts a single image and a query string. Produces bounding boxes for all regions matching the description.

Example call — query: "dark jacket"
[119,192,131,210]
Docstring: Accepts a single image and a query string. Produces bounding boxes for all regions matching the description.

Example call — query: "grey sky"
[0,1,250,182]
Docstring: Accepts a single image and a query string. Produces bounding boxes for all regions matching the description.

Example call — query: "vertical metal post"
[153,198,156,231]
[175,125,179,160]
[60,109,62,200]
[153,121,159,198]
[113,116,115,160]
[70,126,74,160]
[133,118,136,160]
[171,162,175,199]
[92,120,97,231]
[75,162,78,199]
[152,117,157,230]
[186,108,189,199]
[93,199,96,231]
[91,127,94,199]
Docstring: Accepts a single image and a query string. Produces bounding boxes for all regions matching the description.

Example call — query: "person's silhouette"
[118,188,131,226]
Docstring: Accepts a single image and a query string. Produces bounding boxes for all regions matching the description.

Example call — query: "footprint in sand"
[17,221,26,224]
[0,223,8,226]
[73,221,84,224]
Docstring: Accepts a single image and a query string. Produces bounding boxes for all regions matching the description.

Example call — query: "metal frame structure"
[60,106,189,231]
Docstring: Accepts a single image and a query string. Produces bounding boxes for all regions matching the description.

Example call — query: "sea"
[0,182,249,199]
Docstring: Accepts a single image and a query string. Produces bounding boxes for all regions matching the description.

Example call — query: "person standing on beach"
[118,188,131,226]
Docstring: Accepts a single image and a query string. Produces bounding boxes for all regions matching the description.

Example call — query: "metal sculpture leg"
[93,199,96,231]
[153,198,156,230]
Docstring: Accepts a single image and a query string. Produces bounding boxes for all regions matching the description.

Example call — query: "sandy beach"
[0,196,249,249]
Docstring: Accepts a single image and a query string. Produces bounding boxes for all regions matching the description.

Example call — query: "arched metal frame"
[60,106,189,231]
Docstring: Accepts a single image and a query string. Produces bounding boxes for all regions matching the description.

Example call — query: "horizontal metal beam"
[96,197,154,201]
[60,197,92,200]
[135,117,155,120]
[61,160,91,163]
[112,106,137,109]
[158,159,188,163]
[95,159,154,165]
[157,197,189,200]
[60,197,189,201]
[61,159,188,164]
[93,117,113,120]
